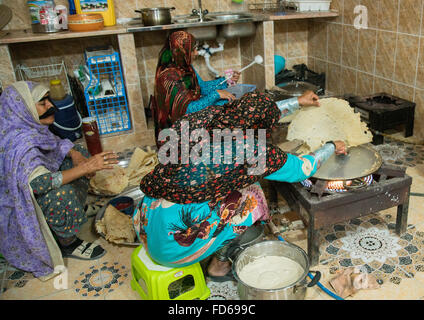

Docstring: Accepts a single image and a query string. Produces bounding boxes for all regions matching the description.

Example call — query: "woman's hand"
[231,71,241,84]
[298,90,320,107]
[333,140,347,155]
[81,151,119,176]
[69,149,88,167]
[217,89,236,101]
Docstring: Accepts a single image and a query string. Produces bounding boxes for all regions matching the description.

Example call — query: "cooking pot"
[135,7,175,26]
[277,80,320,97]
[232,240,321,300]
[226,224,265,261]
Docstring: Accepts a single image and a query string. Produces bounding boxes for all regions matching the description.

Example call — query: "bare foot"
[207,256,232,276]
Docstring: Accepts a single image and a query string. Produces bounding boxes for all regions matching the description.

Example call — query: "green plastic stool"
[130,245,210,300]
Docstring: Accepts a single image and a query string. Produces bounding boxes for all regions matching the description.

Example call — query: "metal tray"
[313,144,383,181]
[95,186,144,246]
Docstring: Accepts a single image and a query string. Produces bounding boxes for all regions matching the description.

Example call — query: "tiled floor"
[1,140,424,300]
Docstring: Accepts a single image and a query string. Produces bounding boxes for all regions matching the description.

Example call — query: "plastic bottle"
[50,79,66,100]
[74,0,116,26]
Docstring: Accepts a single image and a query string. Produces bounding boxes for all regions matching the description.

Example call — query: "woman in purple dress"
[0,81,118,280]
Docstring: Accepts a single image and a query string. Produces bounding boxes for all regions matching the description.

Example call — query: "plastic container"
[274,55,286,75]
[295,0,332,11]
[49,94,82,142]
[50,79,66,100]
[68,13,104,32]
[224,84,257,99]
[74,0,116,26]
[82,116,103,156]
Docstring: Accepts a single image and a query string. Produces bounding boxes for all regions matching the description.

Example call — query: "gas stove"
[270,164,412,266]
[347,93,416,145]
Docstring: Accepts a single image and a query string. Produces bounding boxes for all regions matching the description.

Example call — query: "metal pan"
[312,144,383,181]
[95,186,144,246]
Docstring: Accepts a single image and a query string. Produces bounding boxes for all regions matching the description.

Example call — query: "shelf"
[265,10,339,20]
[0,25,127,45]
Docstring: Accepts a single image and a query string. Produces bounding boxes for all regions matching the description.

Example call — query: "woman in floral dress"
[135,90,346,281]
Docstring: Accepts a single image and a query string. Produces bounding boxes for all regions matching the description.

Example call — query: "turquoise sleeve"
[265,143,336,183]
[265,153,318,183]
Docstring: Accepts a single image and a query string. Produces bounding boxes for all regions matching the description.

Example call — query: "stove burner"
[300,175,374,193]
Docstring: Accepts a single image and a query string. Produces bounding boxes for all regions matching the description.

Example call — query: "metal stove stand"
[270,164,412,266]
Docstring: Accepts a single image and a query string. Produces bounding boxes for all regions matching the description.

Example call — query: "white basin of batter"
[238,255,304,290]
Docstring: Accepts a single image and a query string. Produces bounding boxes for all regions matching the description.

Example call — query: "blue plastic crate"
[84,51,131,135]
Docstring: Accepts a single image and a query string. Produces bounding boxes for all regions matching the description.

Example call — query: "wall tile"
[310,22,328,60]
[392,82,415,101]
[341,25,359,69]
[357,71,374,95]
[398,0,422,35]
[287,21,308,58]
[115,0,138,19]
[375,30,397,79]
[0,45,16,88]
[394,34,419,85]
[357,28,377,73]
[327,62,342,94]
[416,37,424,89]
[327,24,343,64]
[374,76,393,94]
[378,0,399,32]
[165,0,194,15]
[344,0,361,25]
[274,21,288,58]
[360,0,381,29]
[341,66,357,94]
[330,0,344,23]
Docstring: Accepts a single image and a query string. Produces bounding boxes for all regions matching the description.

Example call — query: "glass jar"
[82,117,103,156]
[50,79,66,100]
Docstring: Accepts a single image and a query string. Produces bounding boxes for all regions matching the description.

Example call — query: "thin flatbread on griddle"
[95,204,136,244]
[287,98,372,154]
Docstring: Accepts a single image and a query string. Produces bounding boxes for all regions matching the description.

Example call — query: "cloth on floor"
[95,204,136,244]
[329,266,380,299]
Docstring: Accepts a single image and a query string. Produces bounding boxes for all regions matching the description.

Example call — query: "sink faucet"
[192,0,208,22]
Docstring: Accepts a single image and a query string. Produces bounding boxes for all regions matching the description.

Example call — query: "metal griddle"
[312,144,383,181]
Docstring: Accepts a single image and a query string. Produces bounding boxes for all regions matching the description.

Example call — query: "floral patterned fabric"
[0,82,74,277]
[140,91,287,206]
[133,183,269,267]
[30,145,89,239]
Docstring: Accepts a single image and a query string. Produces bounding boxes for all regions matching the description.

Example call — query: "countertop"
[0,10,339,45]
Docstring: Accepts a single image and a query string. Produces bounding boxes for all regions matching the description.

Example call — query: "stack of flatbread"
[286,98,373,154]
[89,147,158,196]
[95,204,136,244]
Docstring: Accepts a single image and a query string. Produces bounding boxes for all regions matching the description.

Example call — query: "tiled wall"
[308,0,424,140]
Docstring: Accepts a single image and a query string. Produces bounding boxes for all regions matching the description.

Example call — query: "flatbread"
[95,204,136,244]
[90,166,129,196]
[125,147,159,186]
[89,147,158,195]
[287,98,372,154]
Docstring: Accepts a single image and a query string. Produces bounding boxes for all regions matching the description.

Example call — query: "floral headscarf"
[151,31,202,141]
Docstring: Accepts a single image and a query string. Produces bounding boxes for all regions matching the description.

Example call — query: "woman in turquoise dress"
[135,90,346,281]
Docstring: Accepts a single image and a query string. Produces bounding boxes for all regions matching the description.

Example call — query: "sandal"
[61,239,106,260]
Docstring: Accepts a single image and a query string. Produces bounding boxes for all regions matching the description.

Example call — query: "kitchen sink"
[174,12,256,40]
[207,12,254,21]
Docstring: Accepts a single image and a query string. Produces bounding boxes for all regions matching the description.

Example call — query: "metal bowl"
[95,186,144,246]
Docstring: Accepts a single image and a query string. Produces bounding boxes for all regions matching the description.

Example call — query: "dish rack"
[79,46,131,135]
[15,61,72,94]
